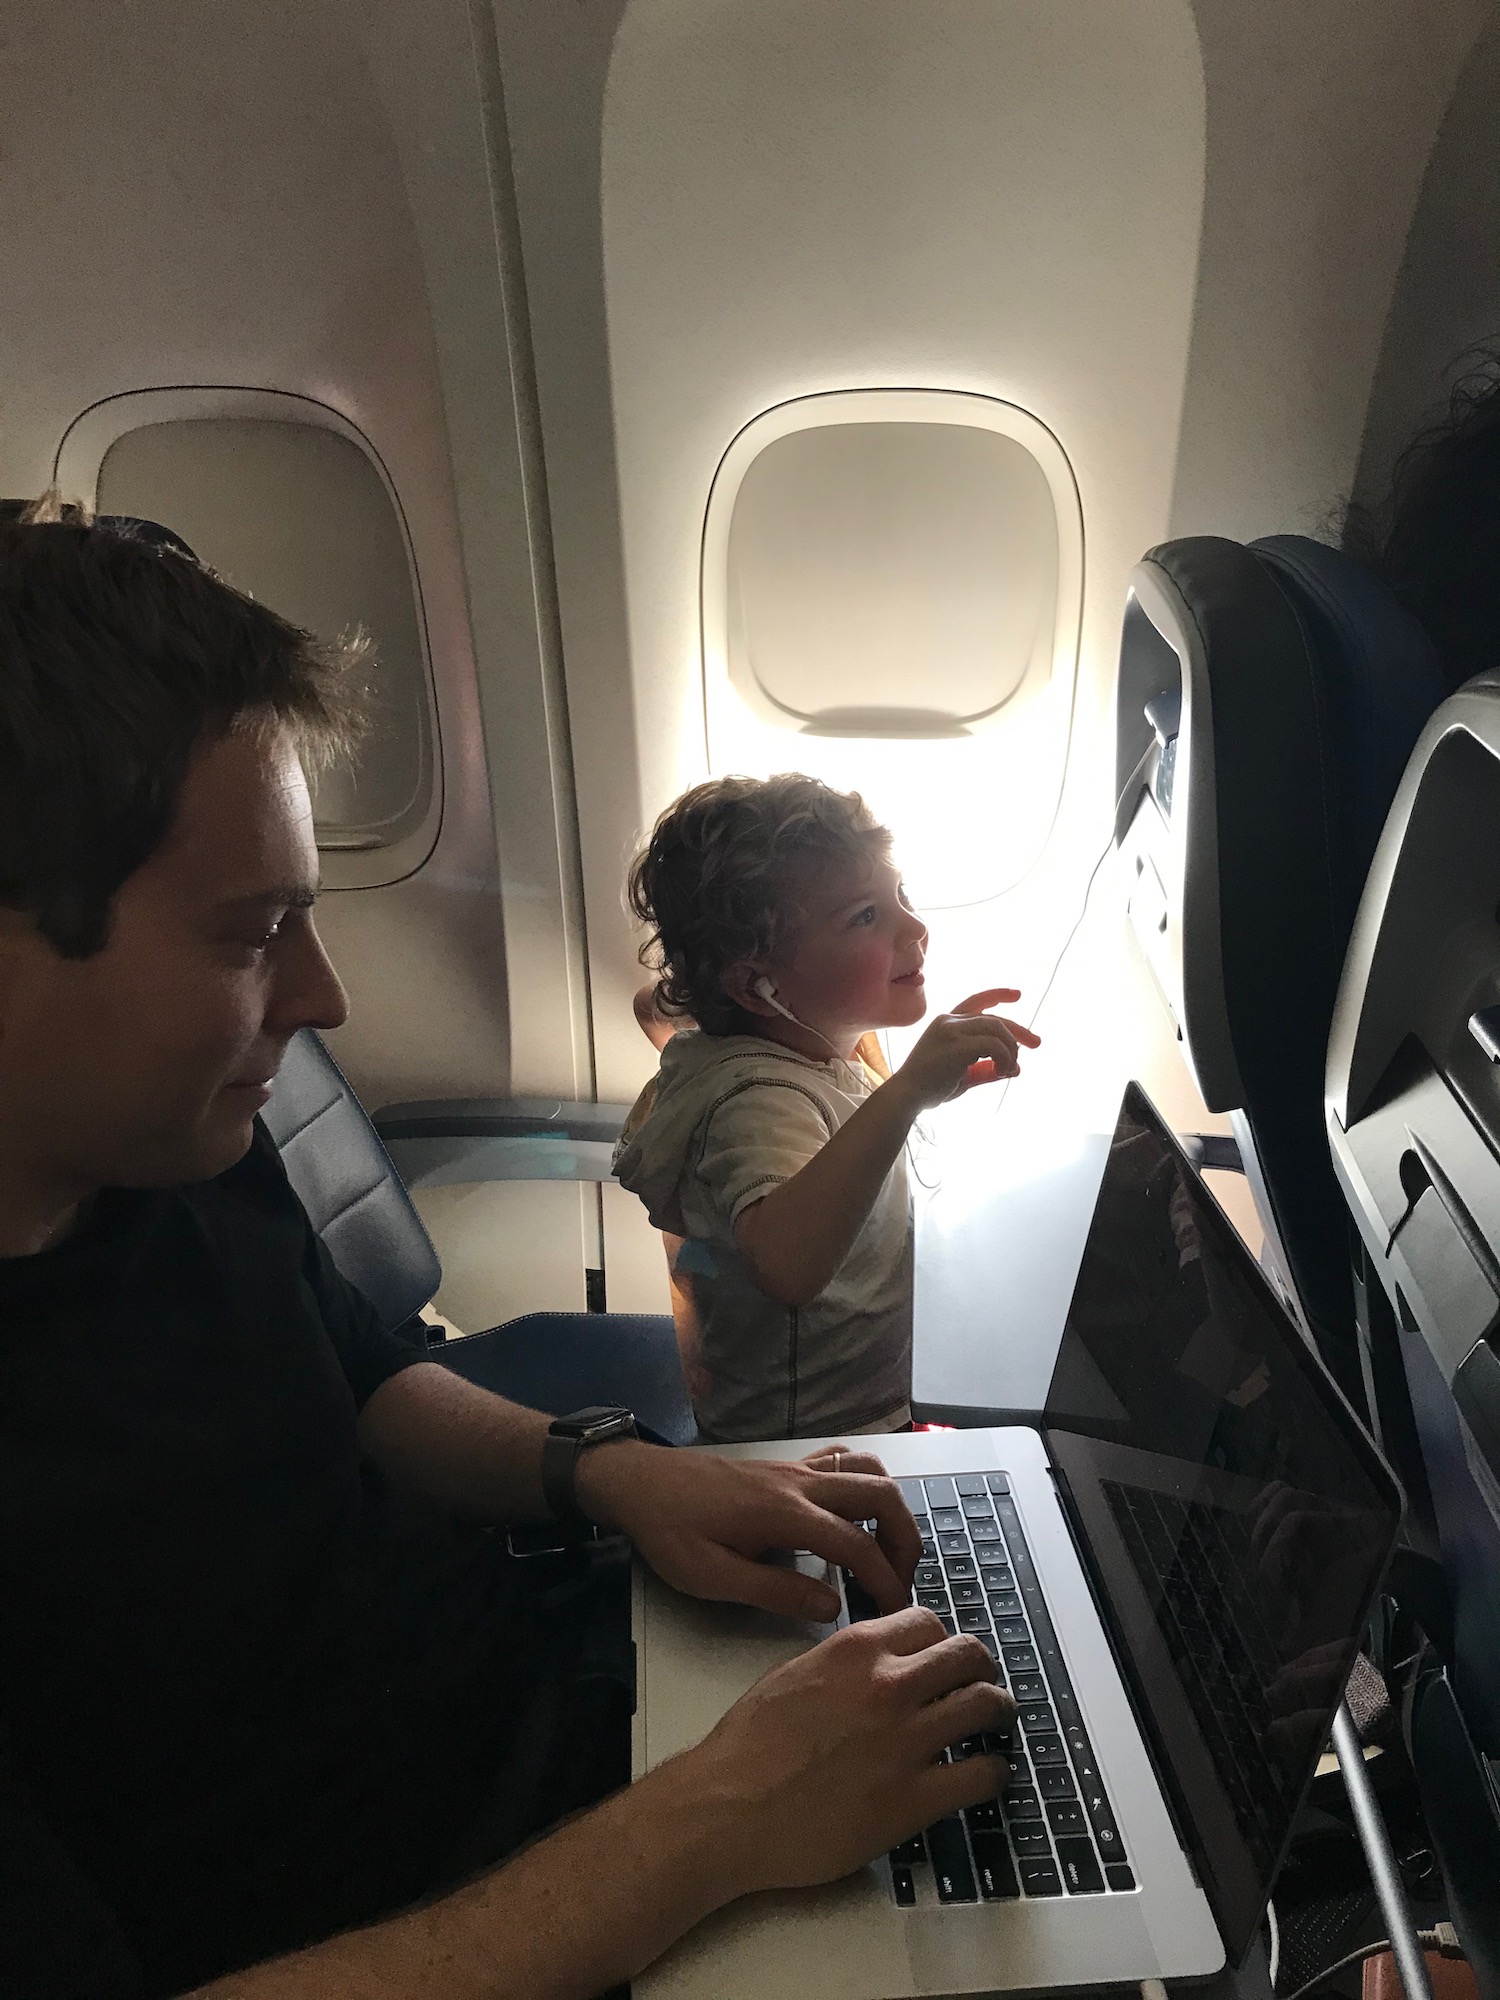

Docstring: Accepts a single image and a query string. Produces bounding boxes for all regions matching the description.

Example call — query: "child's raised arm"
[734,992,1039,1307]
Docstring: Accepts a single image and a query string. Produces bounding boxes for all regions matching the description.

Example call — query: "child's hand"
[892,989,1041,1109]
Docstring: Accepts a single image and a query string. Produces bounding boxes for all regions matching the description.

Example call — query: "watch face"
[560,1405,635,1442]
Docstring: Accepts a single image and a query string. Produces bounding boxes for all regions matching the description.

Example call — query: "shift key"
[926,1817,978,1903]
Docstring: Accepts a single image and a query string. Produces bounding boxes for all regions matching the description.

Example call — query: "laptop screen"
[1042,1084,1402,1961]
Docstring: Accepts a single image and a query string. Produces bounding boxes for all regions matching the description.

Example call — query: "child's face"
[769,853,929,1042]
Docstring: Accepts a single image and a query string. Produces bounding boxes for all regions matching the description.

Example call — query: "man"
[0,511,1010,1999]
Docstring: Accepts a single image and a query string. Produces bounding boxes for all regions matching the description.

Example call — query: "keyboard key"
[1054,1837,1105,1895]
[973,1632,999,1660]
[923,1477,958,1510]
[897,1477,928,1512]
[1019,1859,1063,1897]
[969,1518,1003,1543]
[1090,1817,1126,1861]
[952,1581,983,1608]
[917,1592,950,1612]
[994,1618,1031,1645]
[939,1533,970,1556]
[911,1513,932,1538]
[891,1834,926,1864]
[930,1508,964,1533]
[926,1817,978,1902]
[962,1495,995,1518]
[938,1614,956,1635]
[1051,1684,1082,1730]
[972,1830,1021,1898]
[916,1563,944,1591]
[1038,1769,1076,1799]
[987,1473,1011,1495]
[1003,1786,1042,1820]
[942,1555,976,1580]
[987,1591,1023,1617]
[1064,1725,1103,1791]
[1018,1704,1056,1733]
[891,1863,917,1905]
[1046,1800,1086,1834]
[1009,1822,1051,1854]
[921,1538,938,1563]
[964,1797,1003,1831]
[1105,1863,1137,1893]
[957,1607,991,1633]
[1002,1645,1038,1673]
[955,1475,990,1498]
[1028,1734,1067,1766]
[1011,1673,1047,1703]
[997,1747,1030,1789]
[978,1558,1013,1585]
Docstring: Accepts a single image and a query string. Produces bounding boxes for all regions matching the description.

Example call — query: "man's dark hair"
[627,773,891,1036]
[0,501,365,957]
[1342,348,1500,692]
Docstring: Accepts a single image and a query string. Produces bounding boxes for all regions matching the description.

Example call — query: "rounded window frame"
[55,385,442,892]
[701,387,1084,745]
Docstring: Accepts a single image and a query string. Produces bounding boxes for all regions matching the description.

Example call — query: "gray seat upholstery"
[1324,672,1500,1990]
[1115,534,1446,1406]
[264,1030,697,1444]
[261,1029,441,1336]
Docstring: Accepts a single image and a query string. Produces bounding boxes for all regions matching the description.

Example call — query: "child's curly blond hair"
[627,773,891,1036]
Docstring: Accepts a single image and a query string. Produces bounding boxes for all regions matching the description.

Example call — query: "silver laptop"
[632,1084,1403,1998]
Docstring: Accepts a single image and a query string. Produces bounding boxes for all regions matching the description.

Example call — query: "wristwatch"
[541,1405,638,1527]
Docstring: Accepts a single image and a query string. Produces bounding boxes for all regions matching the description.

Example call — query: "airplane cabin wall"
[2,1,1498,1320]
[0,0,591,1116]
[1355,8,1500,521]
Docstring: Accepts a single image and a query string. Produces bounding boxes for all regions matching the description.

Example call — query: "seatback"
[1325,676,1500,1985]
[262,1028,441,1334]
[1116,535,1445,1401]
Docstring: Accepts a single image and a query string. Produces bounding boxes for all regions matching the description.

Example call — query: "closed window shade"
[726,421,1059,737]
[96,418,432,850]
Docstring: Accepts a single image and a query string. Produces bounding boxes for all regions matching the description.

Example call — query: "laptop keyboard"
[847,1471,1136,1908]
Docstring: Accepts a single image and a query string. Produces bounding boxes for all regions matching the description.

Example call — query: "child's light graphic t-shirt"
[612,1032,912,1442]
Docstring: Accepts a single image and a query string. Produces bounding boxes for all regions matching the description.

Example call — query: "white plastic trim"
[53,385,443,893]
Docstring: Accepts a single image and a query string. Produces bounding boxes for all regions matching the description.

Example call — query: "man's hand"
[692,1607,1017,1894]
[578,1443,921,1620]
[892,988,1041,1109]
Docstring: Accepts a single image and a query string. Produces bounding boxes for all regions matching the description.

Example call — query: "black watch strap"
[541,1406,637,1527]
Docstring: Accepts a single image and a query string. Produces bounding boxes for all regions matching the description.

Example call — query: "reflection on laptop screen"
[1043,1085,1401,1960]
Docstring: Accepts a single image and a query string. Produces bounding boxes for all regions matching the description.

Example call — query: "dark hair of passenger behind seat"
[0,497,367,958]
[1341,346,1500,693]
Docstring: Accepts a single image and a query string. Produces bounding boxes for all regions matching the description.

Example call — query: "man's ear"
[721,961,779,1018]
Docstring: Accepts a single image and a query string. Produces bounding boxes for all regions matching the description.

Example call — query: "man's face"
[0,725,348,1199]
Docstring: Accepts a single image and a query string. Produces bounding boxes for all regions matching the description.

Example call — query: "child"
[612,773,1039,1442]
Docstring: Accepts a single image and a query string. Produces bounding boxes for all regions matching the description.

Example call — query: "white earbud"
[753,974,797,1021]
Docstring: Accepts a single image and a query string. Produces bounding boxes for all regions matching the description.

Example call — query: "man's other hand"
[577,1443,921,1620]
[689,1608,1016,1894]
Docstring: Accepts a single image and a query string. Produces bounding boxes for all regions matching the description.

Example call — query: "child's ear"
[722,961,778,1017]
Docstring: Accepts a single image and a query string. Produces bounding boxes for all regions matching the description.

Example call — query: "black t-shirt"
[0,1124,590,1998]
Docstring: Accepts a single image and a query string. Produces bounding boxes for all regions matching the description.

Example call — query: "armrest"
[1177,1132,1244,1175]
[373,1098,634,1191]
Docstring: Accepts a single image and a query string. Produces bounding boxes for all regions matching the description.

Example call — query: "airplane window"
[727,421,1057,735]
[95,417,434,857]
[703,391,1082,909]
